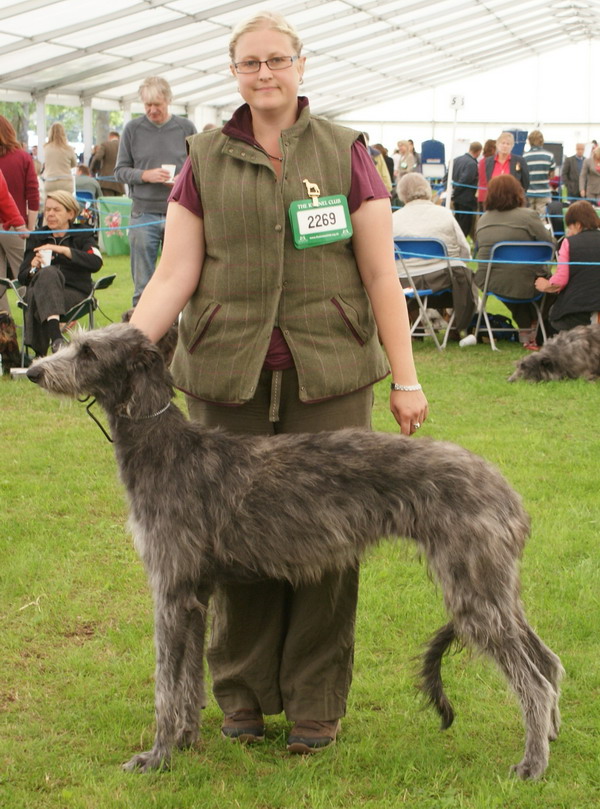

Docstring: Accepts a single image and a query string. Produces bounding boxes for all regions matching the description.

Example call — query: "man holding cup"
[115,77,196,304]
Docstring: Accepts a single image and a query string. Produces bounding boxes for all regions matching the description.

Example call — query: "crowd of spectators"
[1,108,598,364]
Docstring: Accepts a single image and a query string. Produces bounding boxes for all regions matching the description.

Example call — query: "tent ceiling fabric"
[1,0,599,117]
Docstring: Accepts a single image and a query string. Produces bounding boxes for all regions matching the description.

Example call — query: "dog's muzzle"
[26,365,44,385]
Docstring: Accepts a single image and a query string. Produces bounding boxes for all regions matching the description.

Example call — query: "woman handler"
[130,11,427,753]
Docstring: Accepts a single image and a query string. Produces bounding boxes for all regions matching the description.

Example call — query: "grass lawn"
[1,254,599,808]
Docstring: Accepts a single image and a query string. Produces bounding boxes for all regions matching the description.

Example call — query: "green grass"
[1,257,599,808]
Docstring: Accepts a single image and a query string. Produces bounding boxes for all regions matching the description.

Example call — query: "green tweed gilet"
[171,104,388,404]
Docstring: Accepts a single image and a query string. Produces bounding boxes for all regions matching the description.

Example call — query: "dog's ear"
[123,340,173,418]
[78,341,98,361]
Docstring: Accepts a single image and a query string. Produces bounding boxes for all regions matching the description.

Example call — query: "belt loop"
[269,370,282,423]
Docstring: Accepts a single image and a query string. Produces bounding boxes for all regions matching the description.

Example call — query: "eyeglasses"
[234,56,299,74]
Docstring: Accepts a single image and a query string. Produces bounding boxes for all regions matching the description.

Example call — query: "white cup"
[162,164,176,182]
[39,248,53,266]
[459,334,477,347]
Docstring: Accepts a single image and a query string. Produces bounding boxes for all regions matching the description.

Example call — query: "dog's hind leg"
[465,618,555,780]
[516,612,563,741]
[123,587,208,772]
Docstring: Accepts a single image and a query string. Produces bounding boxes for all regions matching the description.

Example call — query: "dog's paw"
[122,750,171,773]
[175,728,199,750]
[510,757,547,780]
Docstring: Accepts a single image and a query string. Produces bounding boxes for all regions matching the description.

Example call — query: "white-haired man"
[115,77,196,304]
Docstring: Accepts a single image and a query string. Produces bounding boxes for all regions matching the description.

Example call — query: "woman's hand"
[390,388,429,436]
[34,243,72,261]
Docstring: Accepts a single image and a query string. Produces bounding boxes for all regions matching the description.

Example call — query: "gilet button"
[274,224,282,232]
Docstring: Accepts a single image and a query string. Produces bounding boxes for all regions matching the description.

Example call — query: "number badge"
[288,195,353,249]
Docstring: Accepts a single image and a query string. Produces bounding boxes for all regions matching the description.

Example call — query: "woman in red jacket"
[0,117,39,313]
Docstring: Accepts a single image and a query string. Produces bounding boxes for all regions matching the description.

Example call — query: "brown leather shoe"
[286,719,340,754]
[221,709,265,743]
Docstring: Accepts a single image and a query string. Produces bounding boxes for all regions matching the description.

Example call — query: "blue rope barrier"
[394,251,600,266]
[23,219,164,236]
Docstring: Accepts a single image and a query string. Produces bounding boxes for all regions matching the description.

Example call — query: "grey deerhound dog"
[27,324,563,779]
[509,324,600,382]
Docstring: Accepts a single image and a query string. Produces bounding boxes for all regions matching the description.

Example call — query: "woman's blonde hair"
[47,122,69,148]
[229,11,303,61]
[45,190,80,219]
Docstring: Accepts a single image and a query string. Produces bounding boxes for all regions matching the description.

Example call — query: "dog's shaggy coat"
[509,323,600,382]
[27,324,563,779]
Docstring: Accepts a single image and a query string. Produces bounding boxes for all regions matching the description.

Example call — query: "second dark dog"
[508,324,600,382]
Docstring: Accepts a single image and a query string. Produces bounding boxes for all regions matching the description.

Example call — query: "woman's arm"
[129,201,205,342]
[580,160,588,196]
[535,239,569,292]
[351,197,428,435]
[452,215,472,259]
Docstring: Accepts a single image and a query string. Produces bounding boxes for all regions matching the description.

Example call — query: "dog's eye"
[79,343,97,360]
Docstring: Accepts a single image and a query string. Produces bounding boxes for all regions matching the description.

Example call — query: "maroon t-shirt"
[169,101,389,370]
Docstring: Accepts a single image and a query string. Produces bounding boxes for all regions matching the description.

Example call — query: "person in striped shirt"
[523,130,556,216]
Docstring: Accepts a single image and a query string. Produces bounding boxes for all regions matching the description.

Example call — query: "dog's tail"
[418,621,457,730]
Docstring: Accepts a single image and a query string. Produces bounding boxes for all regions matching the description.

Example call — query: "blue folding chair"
[75,190,99,230]
[473,241,554,350]
[394,237,457,350]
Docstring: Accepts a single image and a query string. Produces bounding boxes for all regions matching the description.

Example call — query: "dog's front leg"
[174,588,210,750]
[123,588,200,772]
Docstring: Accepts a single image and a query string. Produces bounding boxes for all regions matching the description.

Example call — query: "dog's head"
[27,324,173,417]
[121,308,178,366]
[508,352,560,382]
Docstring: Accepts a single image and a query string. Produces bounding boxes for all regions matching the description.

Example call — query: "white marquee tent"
[1,0,599,159]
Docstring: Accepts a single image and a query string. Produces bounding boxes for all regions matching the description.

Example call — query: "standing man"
[115,77,196,304]
[561,143,585,202]
[90,131,125,197]
[523,130,556,215]
[450,141,482,237]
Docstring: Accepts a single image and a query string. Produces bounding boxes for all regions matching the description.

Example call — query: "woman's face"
[496,136,513,158]
[566,222,583,236]
[45,199,74,231]
[232,28,305,117]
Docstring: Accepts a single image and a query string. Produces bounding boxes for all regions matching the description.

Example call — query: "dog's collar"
[124,401,172,421]
[80,398,171,443]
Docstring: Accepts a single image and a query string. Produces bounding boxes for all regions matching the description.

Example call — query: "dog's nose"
[26,365,43,384]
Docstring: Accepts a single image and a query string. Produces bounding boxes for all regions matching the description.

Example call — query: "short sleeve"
[168,157,203,218]
[348,140,390,213]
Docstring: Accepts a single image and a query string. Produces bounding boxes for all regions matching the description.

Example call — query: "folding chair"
[1,274,116,367]
[472,241,554,350]
[61,274,117,333]
[394,237,457,350]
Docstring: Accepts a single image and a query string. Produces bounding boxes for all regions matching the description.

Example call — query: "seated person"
[75,165,102,199]
[18,191,102,355]
[392,172,478,334]
[535,200,600,331]
[474,174,553,350]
